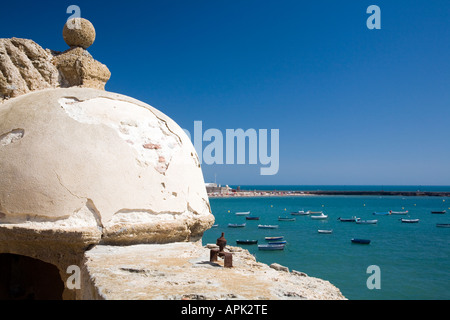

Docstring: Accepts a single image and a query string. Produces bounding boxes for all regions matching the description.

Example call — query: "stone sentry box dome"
[0,18,214,299]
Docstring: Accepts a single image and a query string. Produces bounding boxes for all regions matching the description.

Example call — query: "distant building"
[205,183,231,195]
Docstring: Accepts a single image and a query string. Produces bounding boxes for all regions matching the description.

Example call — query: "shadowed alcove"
[0,253,64,300]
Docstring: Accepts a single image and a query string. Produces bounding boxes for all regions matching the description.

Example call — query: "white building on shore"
[205,183,232,195]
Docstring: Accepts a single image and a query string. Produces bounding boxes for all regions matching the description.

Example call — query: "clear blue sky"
[2,1,449,185]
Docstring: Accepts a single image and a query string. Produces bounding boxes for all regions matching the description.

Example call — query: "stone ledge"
[80,242,346,300]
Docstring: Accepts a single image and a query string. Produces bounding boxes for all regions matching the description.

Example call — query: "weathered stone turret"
[0,18,214,300]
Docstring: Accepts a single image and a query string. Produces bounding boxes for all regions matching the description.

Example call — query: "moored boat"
[265,236,284,241]
[401,219,419,223]
[258,224,279,229]
[278,216,296,221]
[310,213,328,220]
[258,244,285,251]
[351,238,371,244]
[318,229,333,234]
[431,210,446,214]
[291,210,309,216]
[390,210,408,215]
[338,217,357,222]
[235,211,250,216]
[373,212,390,215]
[355,218,378,224]
[266,240,287,244]
[236,239,258,245]
[436,223,450,228]
[245,216,260,220]
[228,223,246,228]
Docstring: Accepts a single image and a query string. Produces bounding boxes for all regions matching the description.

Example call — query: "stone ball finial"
[63,18,96,49]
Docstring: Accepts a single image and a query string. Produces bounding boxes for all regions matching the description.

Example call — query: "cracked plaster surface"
[58,97,181,173]
[0,88,214,245]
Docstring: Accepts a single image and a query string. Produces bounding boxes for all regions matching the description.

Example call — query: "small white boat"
[265,236,284,241]
[228,223,246,228]
[291,210,309,216]
[235,211,250,216]
[390,210,408,215]
[318,229,333,234]
[278,216,296,221]
[401,219,419,223]
[258,244,285,251]
[310,213,328,220]
[355,218,378,224]
[258,224,279,229]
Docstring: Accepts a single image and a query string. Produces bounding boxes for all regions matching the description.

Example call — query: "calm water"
[203,188,450,300]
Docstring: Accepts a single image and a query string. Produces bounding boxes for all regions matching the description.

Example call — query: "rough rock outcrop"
[52,47,110,90]
[0,38,60,100]
[1,19,110,102]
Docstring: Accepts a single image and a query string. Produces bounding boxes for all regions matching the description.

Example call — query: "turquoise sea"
[202,186,450,300]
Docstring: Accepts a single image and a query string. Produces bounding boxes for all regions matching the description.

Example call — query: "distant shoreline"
[208,190,450,198]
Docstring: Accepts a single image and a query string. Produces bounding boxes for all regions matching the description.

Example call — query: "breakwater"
[209,189,450,198]
[298,190,450,197]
